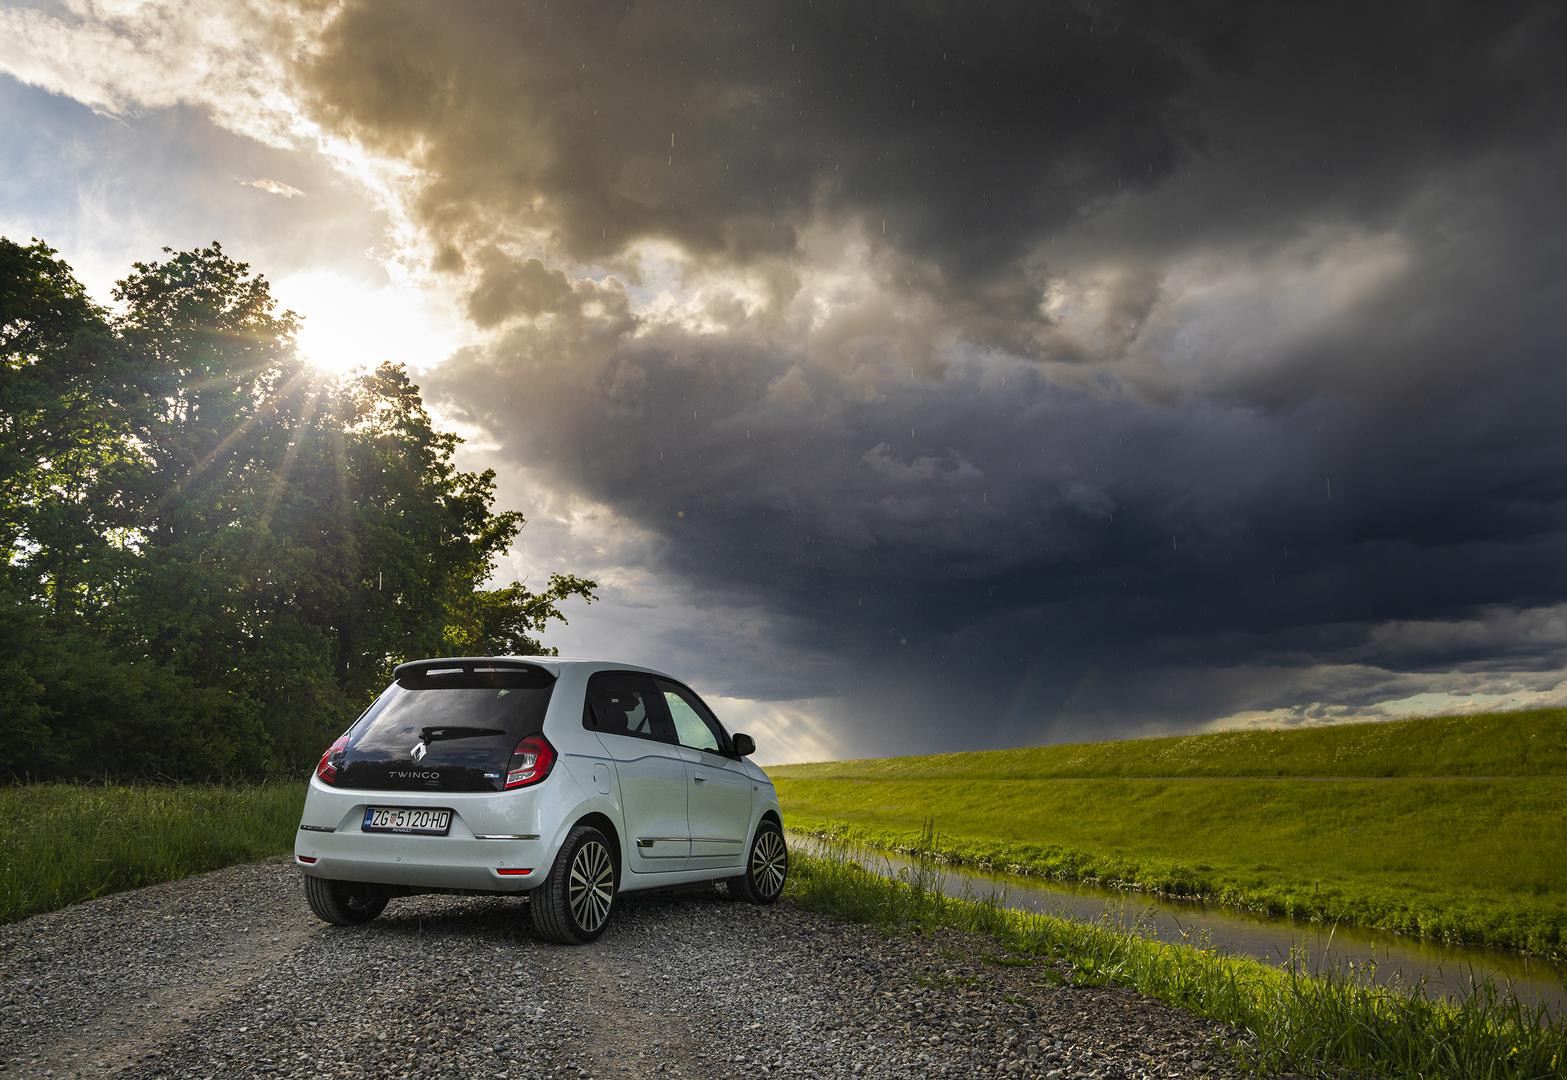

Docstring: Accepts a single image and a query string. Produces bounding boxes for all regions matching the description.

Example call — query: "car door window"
[659,680,727,754]
[585,673,672,743]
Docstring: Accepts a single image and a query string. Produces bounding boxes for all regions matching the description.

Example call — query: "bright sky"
[270,269,472,376]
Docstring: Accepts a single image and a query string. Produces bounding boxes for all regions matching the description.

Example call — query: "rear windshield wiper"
[418,725,506,744]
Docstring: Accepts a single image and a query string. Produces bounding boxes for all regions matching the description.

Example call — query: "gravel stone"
[0,858,1241,1078]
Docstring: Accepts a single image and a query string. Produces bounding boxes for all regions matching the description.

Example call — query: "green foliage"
[453,573,602,656]
[5,611,272,777]
[0,239,140,626]
[775,712,1567,958]
[0,236,596,779]
[0,782,304,923]
[787,849,1567,1080]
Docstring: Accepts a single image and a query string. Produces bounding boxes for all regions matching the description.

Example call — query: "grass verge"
[773,713,1567,958]
[0,782,304,923]
[785,846,1567,1080]
[783,808,1567,960]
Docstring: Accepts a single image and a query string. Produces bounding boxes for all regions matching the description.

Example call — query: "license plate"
[362,807,453,835]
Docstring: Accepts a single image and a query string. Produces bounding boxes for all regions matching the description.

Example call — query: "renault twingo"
[295,657,787,944]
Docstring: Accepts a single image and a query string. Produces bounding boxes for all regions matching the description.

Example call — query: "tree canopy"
[0,238,595,780]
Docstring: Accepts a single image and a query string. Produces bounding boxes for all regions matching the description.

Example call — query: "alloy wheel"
[751,829,788,897]
[568,840,614,932]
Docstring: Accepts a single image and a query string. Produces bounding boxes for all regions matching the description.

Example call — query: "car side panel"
[679,746,753,869]
[615,769,783,893]
[594,733,690,871]
[573,668,693,873]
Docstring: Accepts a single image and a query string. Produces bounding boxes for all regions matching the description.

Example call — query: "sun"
[271,269,467,376]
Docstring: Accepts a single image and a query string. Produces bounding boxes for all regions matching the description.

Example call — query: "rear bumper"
[295,832,545,891]
[294,776,556,892]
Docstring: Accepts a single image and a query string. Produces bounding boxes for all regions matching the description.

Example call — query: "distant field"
[0,783,304,924]
[773,709,1567,957]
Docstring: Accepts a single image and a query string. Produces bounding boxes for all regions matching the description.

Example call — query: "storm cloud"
[278,0,1567,757]
[281,1,1567,755]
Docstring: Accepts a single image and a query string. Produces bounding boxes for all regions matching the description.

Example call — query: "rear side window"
[584,672,673,743]
[658,679,729,754]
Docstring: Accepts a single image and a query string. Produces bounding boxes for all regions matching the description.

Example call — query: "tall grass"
[785,843,1567,1080]
[0,782,305,923]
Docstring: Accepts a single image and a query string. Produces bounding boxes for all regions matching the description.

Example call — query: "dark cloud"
[301,1,1567,755]
[466,253,575,327]
[302,0,1217,340]
[463,247,638,333]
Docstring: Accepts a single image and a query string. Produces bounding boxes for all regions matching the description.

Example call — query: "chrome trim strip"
[474,833,541,840]
[635,836,738,847]
[299,825,335,833]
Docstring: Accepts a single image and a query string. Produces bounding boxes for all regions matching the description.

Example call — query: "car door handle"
[692,775,707,784]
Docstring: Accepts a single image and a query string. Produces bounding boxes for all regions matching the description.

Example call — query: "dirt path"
[1,858,1238,1078]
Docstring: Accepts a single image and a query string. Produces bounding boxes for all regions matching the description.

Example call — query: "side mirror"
[731,732,756,757]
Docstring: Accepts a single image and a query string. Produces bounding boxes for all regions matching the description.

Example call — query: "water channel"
[788,833,1567,1017]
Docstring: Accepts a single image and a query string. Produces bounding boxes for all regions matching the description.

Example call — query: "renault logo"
[410,740,428,763]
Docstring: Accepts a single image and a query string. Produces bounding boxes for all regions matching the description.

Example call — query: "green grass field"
[773,709,1567,958]
[0,782,304,924]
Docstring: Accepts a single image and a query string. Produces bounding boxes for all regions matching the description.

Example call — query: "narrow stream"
[789,833,1567,1017]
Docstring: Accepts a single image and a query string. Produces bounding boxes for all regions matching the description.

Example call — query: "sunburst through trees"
[0,238,595,779]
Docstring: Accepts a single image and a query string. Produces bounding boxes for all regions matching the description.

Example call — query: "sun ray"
[252,378,324,547]
[147,364,316,522]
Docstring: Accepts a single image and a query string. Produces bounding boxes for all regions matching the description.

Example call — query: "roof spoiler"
[392,657,557,681]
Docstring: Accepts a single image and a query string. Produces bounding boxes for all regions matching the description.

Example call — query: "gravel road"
[1,858,1240,1079]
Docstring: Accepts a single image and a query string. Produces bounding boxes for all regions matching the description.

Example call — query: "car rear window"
[337,664,556,791]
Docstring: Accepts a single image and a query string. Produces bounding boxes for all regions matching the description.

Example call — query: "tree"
[0,238,141,624]
[1,239,264,777]
[0,238,596,779]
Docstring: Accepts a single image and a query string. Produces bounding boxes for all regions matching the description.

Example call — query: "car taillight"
[504,734,555,789]
[316,734,349,785]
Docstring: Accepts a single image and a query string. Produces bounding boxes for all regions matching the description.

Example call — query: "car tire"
[530,825,617,945]
[728,820,788,905]
[304,876,388,925]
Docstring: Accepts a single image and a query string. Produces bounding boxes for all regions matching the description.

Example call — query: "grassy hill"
[772,709,1567,957]
[774,708,1567,780]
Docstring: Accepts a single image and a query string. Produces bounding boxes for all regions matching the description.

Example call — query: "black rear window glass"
[353,666,555,752]
[336,663,556,790]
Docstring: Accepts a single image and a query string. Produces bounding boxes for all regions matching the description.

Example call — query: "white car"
[294,657,788,944]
